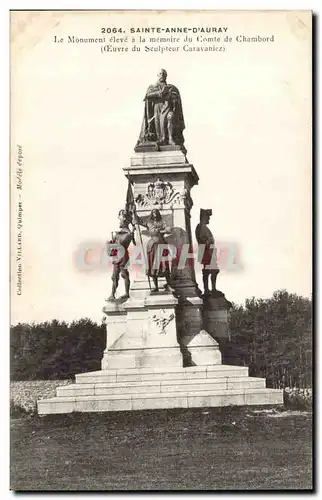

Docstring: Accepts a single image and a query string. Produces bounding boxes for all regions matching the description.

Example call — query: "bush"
[283,387,312,410]
[10,380,73,418]
[10,399,34,418]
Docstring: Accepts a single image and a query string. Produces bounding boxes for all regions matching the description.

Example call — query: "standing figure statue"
[107,209,135,302]
[136,69,185,148]
[195,209,222,297]
[135,209,172,292]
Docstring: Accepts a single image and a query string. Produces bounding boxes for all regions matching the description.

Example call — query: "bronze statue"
[135,209,172,292]
[136,69,185,148]
[195,209,222,297]
[107,209,135,301]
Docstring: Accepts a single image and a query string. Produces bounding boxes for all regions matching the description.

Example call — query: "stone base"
[37,365,284,415]
[129,277,169,299]
[107,347,183,370]
[134,143,187,155]
[102,290,183,370]
[184,330,222,366]
[203,295,232,341]
[130,148,188,166]
[217,338,242,366]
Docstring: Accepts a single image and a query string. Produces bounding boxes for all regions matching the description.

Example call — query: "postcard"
[10,10,312,491]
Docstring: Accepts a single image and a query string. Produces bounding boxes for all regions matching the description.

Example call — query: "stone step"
[57,376,265,397]
[38,387,283,415]
[75,365,249,384]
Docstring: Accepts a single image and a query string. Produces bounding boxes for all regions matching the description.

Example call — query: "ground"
[10,406,312,491]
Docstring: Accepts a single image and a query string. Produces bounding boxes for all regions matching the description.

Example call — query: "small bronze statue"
[136,69,185,148]
[107,209,135,302]
[195,209,222,297]
[135,209,172,292]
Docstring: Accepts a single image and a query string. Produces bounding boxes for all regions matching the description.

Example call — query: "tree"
[229,290,312,388]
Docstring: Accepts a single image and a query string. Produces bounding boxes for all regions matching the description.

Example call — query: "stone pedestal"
[186,330,222,366]
[102,291,182,370]
[124,148,204,352]
[124,148,200,299]
[203,295,232,341]
[202,295,241,365]
[101,302,127,370]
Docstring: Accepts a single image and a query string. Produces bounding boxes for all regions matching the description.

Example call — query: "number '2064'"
[101,28,125,34]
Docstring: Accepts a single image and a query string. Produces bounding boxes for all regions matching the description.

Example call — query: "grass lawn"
[10,406,312,491]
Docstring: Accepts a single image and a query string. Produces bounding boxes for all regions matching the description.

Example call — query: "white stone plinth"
[108,347,182,369]
[103,291,183,370]
[130,149,188,167]
[185,330,222,366]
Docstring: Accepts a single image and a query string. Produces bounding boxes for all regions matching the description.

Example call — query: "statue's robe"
[137,82,185,146]
[146,220,170,277]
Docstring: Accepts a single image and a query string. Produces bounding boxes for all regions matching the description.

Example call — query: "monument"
[37,70,283,414]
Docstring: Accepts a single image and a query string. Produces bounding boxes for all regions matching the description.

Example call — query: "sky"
[10,10,312,324]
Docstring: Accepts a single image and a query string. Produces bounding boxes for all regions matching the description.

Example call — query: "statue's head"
[118,209,131,226]
[150,208,162,221]
[157,69,167,83]
[200,208,212,225]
